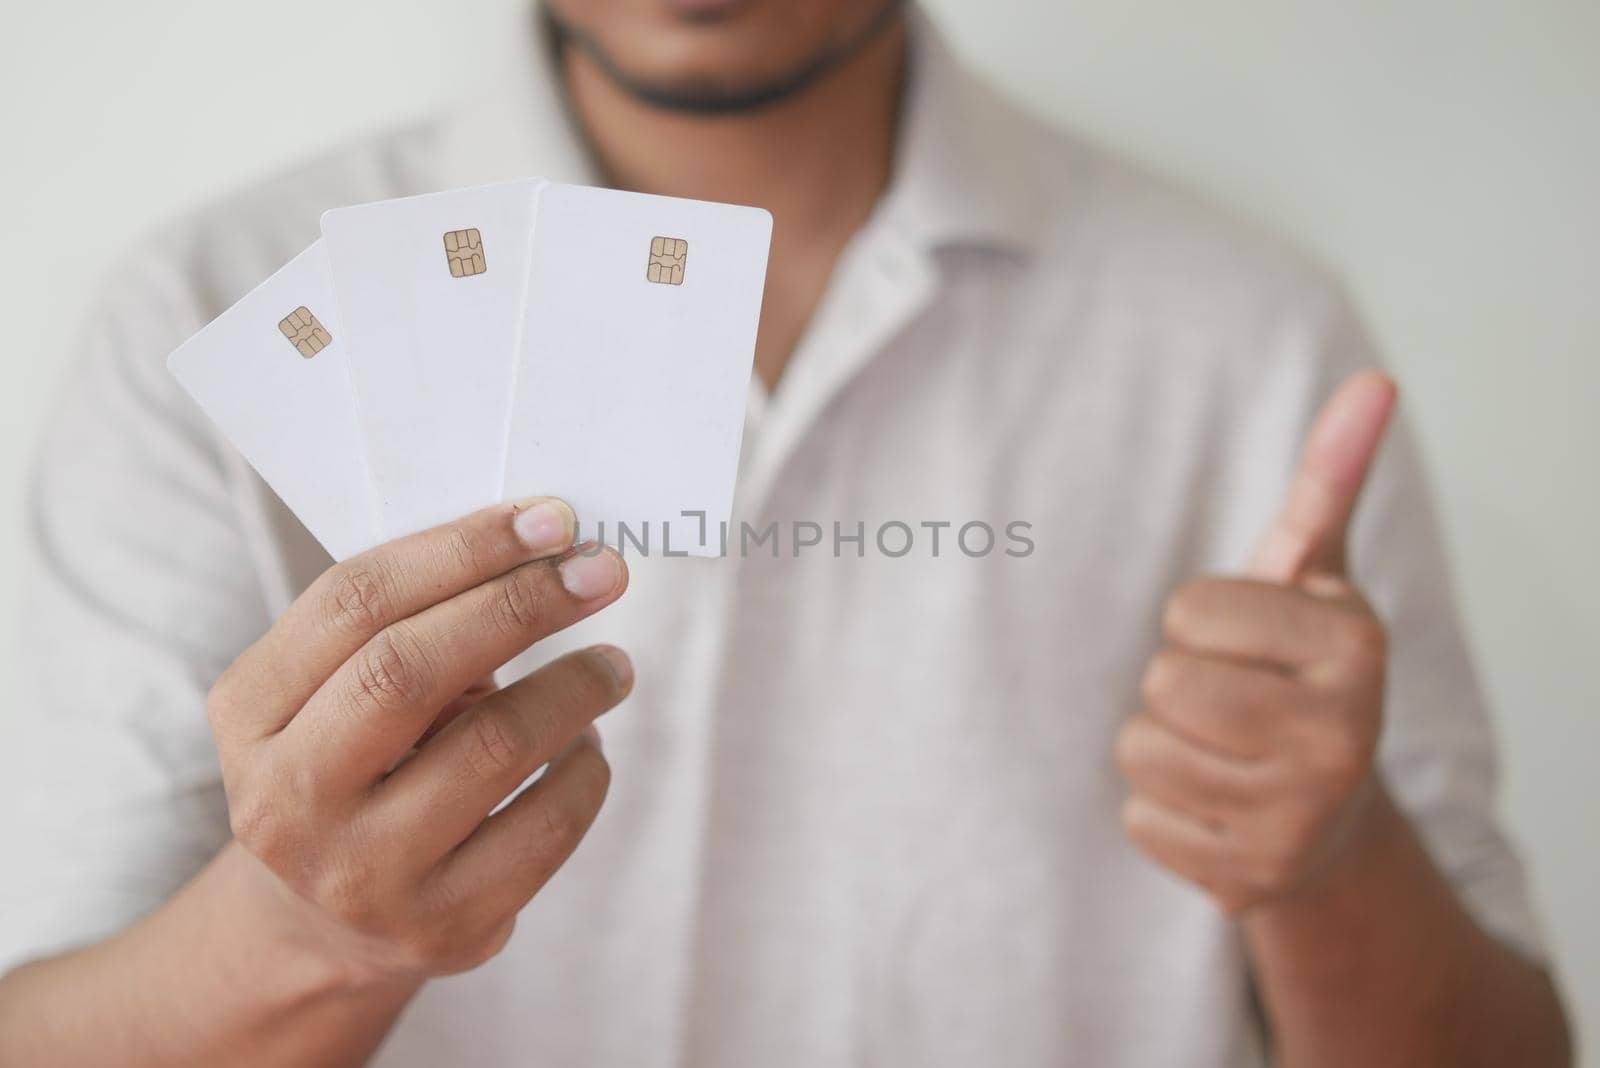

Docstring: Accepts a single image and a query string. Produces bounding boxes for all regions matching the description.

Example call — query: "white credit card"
[502,184,772,555]
[322,178,546,538]
[167,240,378,561]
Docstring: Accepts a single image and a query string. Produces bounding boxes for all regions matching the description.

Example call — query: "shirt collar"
[432,5,1043,257]
[881,8,1044,255]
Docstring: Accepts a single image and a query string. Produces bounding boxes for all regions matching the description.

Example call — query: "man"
[0,1,1571,1064]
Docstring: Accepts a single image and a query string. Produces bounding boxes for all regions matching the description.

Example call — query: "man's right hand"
[207,496,630,985]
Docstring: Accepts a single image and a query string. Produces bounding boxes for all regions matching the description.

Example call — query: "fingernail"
[559,546,622,600]
[591,644,633,688]
[512,498,575,557]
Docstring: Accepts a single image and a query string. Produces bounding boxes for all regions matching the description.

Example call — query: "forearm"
[1242,780,1570,1068]
[0,842,419,1068]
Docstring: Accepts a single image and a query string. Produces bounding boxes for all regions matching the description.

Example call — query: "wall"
[0,0,1594,1055]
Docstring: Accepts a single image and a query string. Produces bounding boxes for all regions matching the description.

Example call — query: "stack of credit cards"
[168,180,773,560]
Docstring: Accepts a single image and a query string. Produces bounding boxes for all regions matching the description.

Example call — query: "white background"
[0,0,1594,1055]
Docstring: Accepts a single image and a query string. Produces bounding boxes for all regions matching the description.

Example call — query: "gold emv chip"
[646,236,687,285]
[444,228,486,277]
[278,306,332,359]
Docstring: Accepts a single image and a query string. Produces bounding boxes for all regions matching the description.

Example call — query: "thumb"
[1248,370,1398,583]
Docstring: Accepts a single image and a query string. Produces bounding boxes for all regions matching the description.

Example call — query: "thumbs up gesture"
[1116,372,1401,913]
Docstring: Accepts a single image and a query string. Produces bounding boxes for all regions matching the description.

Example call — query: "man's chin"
[548,0,905,117]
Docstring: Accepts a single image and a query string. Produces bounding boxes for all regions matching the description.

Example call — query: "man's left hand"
[1116,371,1400,913]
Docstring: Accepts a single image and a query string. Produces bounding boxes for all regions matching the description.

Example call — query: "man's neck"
[558,18,907,389]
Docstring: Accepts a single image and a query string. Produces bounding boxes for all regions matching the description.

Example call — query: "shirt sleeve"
[1294,293,1548,965]
[0,251,273,973]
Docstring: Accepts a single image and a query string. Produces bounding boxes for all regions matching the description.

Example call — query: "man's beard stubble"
[542,0,904,117]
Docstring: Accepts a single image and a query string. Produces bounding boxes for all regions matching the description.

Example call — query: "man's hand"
[207,496,630,983]
[1114,372,1571,1064]
[1116,372,1399,912]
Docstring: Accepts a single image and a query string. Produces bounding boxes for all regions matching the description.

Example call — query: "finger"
[417,674,499,746]
[1249,371,1396,582]
[1115,714,1264,825]
[1140,648,1306,758]
[1163,576,1369,669]
[1122,795,1235,892]
[428,731,611,920]
[376,646,633,862]
[214,498,578,741]
[289,545,627,786]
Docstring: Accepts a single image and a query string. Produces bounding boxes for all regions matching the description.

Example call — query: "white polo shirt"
[1,11,1545,1067]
